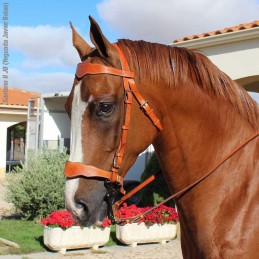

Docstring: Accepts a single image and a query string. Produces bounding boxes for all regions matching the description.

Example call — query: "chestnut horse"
[64,17,259,258]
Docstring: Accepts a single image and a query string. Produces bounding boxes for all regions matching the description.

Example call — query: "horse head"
[64,16,161,226]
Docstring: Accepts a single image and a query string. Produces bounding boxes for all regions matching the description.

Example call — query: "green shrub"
[140,153,172,206]
[6,149,68,220]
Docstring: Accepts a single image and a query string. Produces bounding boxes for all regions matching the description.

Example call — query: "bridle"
[64,44,163,220]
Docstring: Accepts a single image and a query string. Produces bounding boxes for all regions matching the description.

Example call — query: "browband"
[76,63,134,79]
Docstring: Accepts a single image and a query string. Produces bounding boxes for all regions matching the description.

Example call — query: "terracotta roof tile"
[173,20,259,43]
[0,87,40,106]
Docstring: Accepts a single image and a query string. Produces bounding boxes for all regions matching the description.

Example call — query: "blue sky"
[8,0,120,75]
[8,0,119,40]
[2,0,259,103]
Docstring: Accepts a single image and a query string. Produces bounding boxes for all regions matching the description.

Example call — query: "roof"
[173,20,259,43]
[0,87,40,106]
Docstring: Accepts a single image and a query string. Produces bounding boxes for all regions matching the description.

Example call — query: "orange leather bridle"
[64,44,163,194]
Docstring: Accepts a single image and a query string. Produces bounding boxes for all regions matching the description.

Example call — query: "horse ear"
[70,22,92,60]
[89,16,115,58]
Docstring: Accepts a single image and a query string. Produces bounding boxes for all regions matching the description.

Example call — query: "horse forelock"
[117,39,259,129]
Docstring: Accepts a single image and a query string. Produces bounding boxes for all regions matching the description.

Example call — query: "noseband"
[64,44,163,195]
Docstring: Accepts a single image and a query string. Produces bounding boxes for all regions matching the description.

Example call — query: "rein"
[116,131,259,225]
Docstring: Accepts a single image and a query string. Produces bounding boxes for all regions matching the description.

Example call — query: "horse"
[64,16,259,258]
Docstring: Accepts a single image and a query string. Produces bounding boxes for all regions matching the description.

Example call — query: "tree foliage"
[140,153,172,206]
[6,149,68,220]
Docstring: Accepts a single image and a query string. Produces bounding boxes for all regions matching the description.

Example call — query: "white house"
[0,87,39,178]
[26,92,70,153]
[172,20,259,102]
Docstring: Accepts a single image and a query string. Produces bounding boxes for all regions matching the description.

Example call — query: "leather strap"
[130,82,163,130]
[111,44,134,171]
[110,44,162,172]
[114,44,163,131]
[65,161,125,193]
[65,161,123,184]
[113,171,161,212]
[76,63,134,79]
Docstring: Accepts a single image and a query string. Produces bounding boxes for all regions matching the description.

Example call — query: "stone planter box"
[116,222,177,247]
[43,226,110,253]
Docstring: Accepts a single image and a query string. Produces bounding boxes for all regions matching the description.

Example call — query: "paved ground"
[0,176,183,259]
[0,240,183,259]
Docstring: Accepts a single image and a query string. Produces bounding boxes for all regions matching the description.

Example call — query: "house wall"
[41,96,70,150]
[200,38,259,83]
[0,114,26,177]
[42,112,70,141]
[125,145,155,181]
[172,32,259,102]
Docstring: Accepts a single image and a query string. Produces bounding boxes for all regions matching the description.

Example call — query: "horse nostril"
[75,198,89,214]
[75,202,84,210]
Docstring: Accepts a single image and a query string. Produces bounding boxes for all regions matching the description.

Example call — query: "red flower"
[41,210,76,229]
[115,203,178,226]
[101,218,112,228]
[41,210,111,229]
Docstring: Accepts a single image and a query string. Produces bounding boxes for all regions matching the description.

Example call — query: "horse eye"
[99,103,114,114]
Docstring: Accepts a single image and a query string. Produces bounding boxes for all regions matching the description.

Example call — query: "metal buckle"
[113,158,120,169]
[124,90,133,105]
[140,101,148,112]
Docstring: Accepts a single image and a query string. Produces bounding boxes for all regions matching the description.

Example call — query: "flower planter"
[44,226,110,253]
[116,222,177,247]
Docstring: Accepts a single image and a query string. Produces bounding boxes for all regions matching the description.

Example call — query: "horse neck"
[152,83,257,193]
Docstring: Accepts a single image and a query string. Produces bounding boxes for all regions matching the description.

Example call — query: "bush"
[6,149,68,220]
[140,153,172,206]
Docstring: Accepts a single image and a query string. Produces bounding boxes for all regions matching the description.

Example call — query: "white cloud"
[97,0,259,44]
[9,25,81,69]
[8,25,81,93]
[9,68,74,94]
[7,1,259,95]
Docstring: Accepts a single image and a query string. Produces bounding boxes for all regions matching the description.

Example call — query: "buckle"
[140,101,148,112]
[113,154,123,169]
[124,89,132,100]
[113,159,120,169]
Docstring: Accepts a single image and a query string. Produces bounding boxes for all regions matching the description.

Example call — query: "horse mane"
[117,39,259,128]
